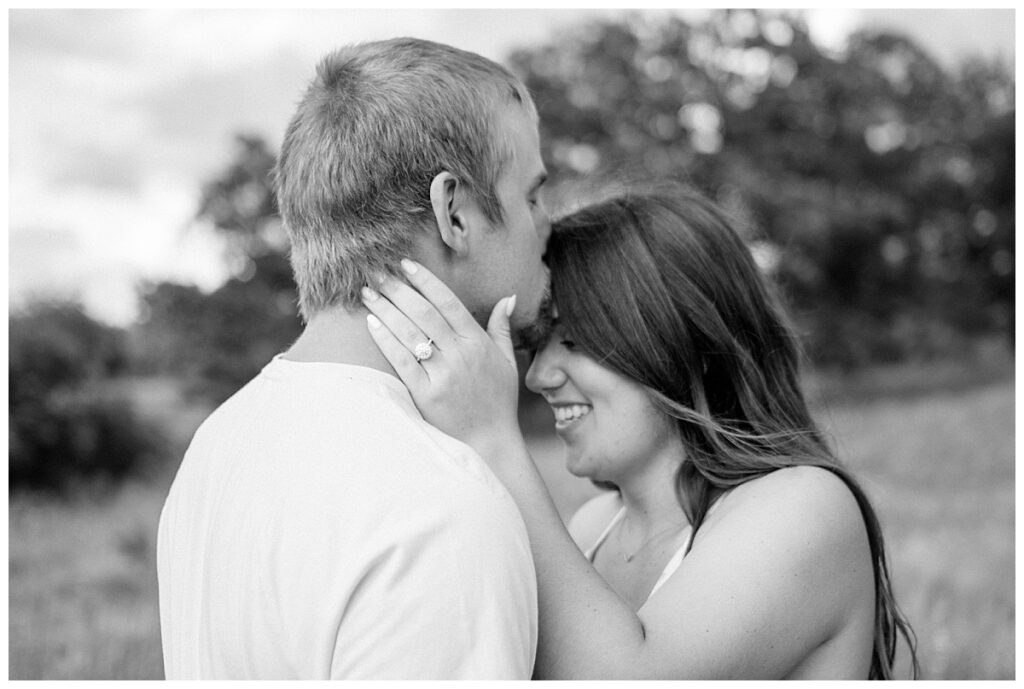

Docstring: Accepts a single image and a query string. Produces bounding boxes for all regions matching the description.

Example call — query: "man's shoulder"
[187,363,517,510]
[191,364,420,452]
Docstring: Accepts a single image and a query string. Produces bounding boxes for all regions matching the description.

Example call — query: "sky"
[7,8,1018,326]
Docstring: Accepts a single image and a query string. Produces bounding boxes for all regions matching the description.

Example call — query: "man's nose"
[537,211,552,249]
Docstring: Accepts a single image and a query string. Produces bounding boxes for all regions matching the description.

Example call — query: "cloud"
[9,170,231,325]
[9,226,85,301]
[10,9,143,64]
[858,9,1015,68]
[136,47,309,155]
[49,142,143,194]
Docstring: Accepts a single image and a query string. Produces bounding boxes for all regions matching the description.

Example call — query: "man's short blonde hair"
[274,37,537,320]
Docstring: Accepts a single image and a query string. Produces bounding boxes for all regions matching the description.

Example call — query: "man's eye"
[559,339,576,350]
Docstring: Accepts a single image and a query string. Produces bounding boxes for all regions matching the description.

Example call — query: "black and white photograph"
[8,7,1015,680]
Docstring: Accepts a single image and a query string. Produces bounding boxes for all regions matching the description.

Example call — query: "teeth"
[554,405,592,423]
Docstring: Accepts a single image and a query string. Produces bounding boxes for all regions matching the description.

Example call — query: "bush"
[9,391,166,493]
[10,301,127,404]
[133,253,302,405]
[9,301,168,494]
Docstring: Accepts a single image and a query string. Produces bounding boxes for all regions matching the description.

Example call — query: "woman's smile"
[551,403,592,432]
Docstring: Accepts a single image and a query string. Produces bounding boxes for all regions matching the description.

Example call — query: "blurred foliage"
[10,302,167,493]
[133,11,1013,404]
[507,10,1014,368]
[131,135,302,402]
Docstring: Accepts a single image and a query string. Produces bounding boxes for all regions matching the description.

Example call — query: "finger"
[399,259,480,338]
[376,274,457,350]
[361,286,436,360]
[487,295,517,369]
[366,314,430,389]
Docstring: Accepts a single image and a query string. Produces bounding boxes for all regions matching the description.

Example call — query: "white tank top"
[583,499,720,604]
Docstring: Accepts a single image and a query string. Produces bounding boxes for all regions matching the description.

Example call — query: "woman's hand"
[361,258,522,455]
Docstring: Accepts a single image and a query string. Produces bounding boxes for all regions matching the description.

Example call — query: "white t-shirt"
[157,356,538,679]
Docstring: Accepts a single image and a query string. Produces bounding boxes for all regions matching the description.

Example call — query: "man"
[157,38,551,679]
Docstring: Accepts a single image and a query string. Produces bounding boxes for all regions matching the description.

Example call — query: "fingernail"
[400,258,418,275]
[366,314,382,330]
[506,294,517,318]
[361,286,379,302]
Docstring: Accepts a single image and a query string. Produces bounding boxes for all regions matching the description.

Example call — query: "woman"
[361,181,918,679]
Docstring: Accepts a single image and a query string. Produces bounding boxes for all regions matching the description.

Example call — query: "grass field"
[8,363,1014,679]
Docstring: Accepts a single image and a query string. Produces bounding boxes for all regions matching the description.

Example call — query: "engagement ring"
[413,339,434,362]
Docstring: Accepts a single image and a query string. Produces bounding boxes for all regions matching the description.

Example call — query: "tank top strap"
[644,496,727,603]
[645,527,695,602]
[583,506,627,562]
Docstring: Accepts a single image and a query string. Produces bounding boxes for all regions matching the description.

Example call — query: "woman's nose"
[525,343,566,394]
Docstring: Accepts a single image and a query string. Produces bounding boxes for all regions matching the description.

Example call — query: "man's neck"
[282,305,399,379]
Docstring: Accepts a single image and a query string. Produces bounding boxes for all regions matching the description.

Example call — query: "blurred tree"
[508,9,1014,368]
[195,134,287,274]
[10,301,166,493]
[132,135,302,402]
[133,13,1012,389]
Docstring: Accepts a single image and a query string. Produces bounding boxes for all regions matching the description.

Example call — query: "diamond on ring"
[413,339,434,362]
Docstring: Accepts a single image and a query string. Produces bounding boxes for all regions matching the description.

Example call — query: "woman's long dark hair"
[546,180,918,679]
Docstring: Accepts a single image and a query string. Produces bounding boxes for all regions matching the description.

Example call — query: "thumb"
[487,294,517,368]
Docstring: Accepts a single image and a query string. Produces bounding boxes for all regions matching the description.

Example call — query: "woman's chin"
[566,464,589,479]
[564,454,600,481]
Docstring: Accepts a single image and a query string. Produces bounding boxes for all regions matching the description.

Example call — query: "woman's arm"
[361,262,871,679]
[466,435,869,679]
[467,433,650,679]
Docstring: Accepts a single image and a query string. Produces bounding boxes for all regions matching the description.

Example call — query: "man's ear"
[429,171,470,257]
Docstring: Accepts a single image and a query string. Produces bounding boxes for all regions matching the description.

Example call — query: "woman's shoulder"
[638,465,876,676]
[730,464,858,512]
[567,490,623,551]
[708,465,869,565]
[664,466,874,642]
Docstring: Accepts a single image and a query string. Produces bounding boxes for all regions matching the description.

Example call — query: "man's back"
[157,357,537,679]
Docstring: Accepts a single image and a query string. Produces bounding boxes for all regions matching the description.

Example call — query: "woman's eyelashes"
[559,339,577,351]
